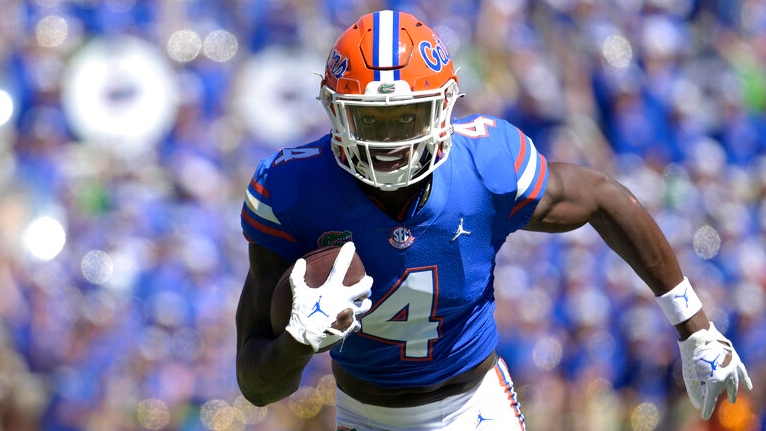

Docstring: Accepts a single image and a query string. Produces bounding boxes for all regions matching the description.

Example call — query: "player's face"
[347,102,431,142]
[346,102,432,171]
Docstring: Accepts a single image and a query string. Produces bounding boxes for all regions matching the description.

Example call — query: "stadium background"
[0,0,764,430]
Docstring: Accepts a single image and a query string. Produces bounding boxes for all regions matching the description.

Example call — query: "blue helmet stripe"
[373,11,380,80]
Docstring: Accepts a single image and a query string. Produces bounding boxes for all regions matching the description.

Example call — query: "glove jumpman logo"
[308,296,330,318]
[699,354,721,377]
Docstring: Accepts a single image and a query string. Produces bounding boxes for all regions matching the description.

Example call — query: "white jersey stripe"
[515,136,539,199]
[245,190,281,225]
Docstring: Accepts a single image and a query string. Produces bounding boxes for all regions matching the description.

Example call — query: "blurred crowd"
[0,0,765,430]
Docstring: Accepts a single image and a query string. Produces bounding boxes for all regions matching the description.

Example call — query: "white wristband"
[655,277,702,325]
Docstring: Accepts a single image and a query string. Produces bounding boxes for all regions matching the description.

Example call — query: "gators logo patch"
[377,83,396,94]
[318,231,353,247]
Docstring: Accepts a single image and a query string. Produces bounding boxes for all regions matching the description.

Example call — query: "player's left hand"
[678,322,753,420]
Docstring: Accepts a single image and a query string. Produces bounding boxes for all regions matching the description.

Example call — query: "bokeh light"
[203,30,238,62]
[603,34,633,68]
[167,29,202,63]
[0,89,13,126]
[631,402,660,431]
[693,225,721,260]
[315,374,337,406]
[287,386,323,419]
[81,249,113,284]
[23,216,66,260]
[716,395,759,430]
[199,399,235,431]
[232,395,267,425]
[135,398,170,430]
[532,336,563,371]
[36,15,68,47]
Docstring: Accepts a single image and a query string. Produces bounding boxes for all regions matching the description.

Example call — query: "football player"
[236,10,752,430]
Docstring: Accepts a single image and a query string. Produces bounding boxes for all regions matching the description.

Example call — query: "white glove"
[678,322,753,420]
[285,242,373,352]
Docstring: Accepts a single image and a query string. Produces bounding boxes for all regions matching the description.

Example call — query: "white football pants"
[335,357,526,431]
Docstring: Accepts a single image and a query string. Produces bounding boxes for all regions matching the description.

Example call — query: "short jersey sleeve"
[506,125,548,230]
[454,115,548,232]
[240,156,303,260]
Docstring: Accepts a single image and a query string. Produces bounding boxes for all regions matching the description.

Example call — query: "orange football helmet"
[319,10,461,190]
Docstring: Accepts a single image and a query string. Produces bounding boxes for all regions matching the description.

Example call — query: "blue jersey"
[241,115,548,388]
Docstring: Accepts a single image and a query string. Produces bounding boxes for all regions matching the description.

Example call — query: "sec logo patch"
[388,226,414,249]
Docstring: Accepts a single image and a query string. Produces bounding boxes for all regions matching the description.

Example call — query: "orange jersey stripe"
[240,208,297,243]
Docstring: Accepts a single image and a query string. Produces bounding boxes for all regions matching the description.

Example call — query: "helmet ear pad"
[319,10,461,191]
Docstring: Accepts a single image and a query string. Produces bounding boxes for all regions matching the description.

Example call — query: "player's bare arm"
[523,162,709,338]
[235,243,313,406]
[524,161,752,418]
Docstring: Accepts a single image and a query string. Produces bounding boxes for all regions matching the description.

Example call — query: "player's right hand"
[284,242,373,352]
[678,322,753,420]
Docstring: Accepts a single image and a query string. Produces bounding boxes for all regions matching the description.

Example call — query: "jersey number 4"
[453,116,496,138]
[360,267,442,360]
[273,147,322,165]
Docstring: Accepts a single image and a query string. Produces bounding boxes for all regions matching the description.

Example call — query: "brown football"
[270,246,367,335]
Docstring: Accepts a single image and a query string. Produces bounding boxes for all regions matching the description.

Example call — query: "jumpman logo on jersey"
[451,217,472,242]
[674,286,690,308]
[475,411,493,428]
[308,296,330,318]
[699,354,721,377]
